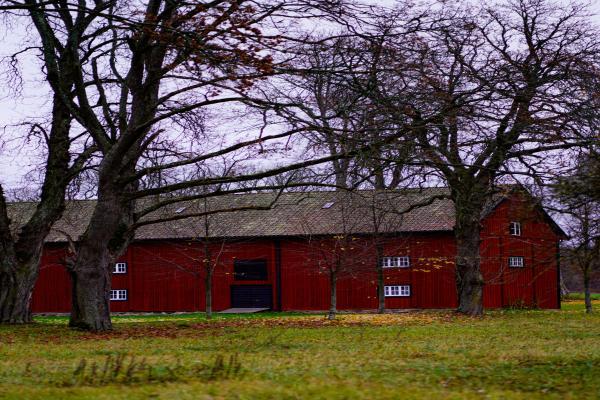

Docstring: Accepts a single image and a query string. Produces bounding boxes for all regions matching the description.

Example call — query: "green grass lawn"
[562,292,600,301]
[1,301,599,399]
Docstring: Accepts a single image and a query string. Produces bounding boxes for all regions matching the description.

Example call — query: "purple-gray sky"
[0,0,598,191]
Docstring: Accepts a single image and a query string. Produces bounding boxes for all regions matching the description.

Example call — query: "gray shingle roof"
[6,187,475,242]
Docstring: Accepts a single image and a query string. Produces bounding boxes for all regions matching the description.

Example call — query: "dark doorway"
[231,285,272,308]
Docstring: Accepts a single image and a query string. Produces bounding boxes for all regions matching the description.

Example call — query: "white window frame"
[110,289,128,301]
[509,221,521,236]
[113,262,127,274]
[508,256,524,268]
[381,256,410,268]
[384,285,411,297]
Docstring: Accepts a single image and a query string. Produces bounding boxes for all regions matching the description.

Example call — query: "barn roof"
[7,186,561,242]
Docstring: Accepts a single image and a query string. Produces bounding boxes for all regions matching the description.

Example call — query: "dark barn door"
[234,259,268,280]
[231,285,272,309]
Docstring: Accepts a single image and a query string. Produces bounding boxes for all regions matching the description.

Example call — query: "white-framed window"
[113,262,127,274]
[110,289,128,301]
[508,256,524,268]
[381,256,410,268]
[509,221,521,236]
[384,285,411,297]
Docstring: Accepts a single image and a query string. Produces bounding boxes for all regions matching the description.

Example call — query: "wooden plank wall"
[30,194,561,313]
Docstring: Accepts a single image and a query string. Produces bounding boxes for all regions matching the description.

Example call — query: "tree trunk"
[69,257,112,331]
[202,237,213,319]
[0,92,72,324]
[0,258,40,323]
[584,269,593,314]
[455,221,485,315]
[205,268,213,319]
[328,268,337,320]
[69,180,135,331]
[456,231,484,316]
[376,244,385,313]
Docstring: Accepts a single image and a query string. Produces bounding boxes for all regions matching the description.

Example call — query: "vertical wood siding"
[31,194,560,313]
[30,245,71,312]
[480,195,560,309]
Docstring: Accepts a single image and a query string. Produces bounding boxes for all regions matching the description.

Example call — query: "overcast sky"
[1,0,599,191]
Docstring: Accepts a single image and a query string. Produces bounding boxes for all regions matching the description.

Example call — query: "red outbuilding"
[9,187,564,313]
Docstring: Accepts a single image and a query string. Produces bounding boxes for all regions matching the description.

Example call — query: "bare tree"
[563,206,599,313]
[275,32,425,313]
[351,0,600,315]
[299,192,374,320]
[555,150,600,313]
[269,29,420,190]
[194,195,279,319]
[296,190,423,318]
[200,204,218,319]
[5,0,359,330]
[0,32,95,323]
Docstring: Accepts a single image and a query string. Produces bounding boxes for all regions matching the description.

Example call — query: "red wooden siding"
[277,233,458,311]
[30,194,561,313]
[30,245,71,313]
[480,195,560,309]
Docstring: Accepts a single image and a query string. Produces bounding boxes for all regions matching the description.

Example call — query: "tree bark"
[68,257,112,331]
[0,258,40,323]
[69,176,136,331]
[455,227,484,315]
[584,269,593,314]
[328,267,337,320]
[205,267,213,319]
[453,188,486,316]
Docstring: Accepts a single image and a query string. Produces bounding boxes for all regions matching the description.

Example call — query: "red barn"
[9,187,564,313]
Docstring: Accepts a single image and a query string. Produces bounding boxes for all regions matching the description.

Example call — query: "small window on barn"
[508,256,524,268]
[384,285,410,297]
[234,259,268,280]
[509,221,521,236]
[110,289,128,301]
[381,256,410,268]
[322,201,335,209]
[113,262,127,274]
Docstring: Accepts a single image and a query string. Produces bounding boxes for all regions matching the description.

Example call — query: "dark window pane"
[234,259,268,280]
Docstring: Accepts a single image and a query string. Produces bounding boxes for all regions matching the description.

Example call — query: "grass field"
[0,301,599,399]
[562,292,600,301]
